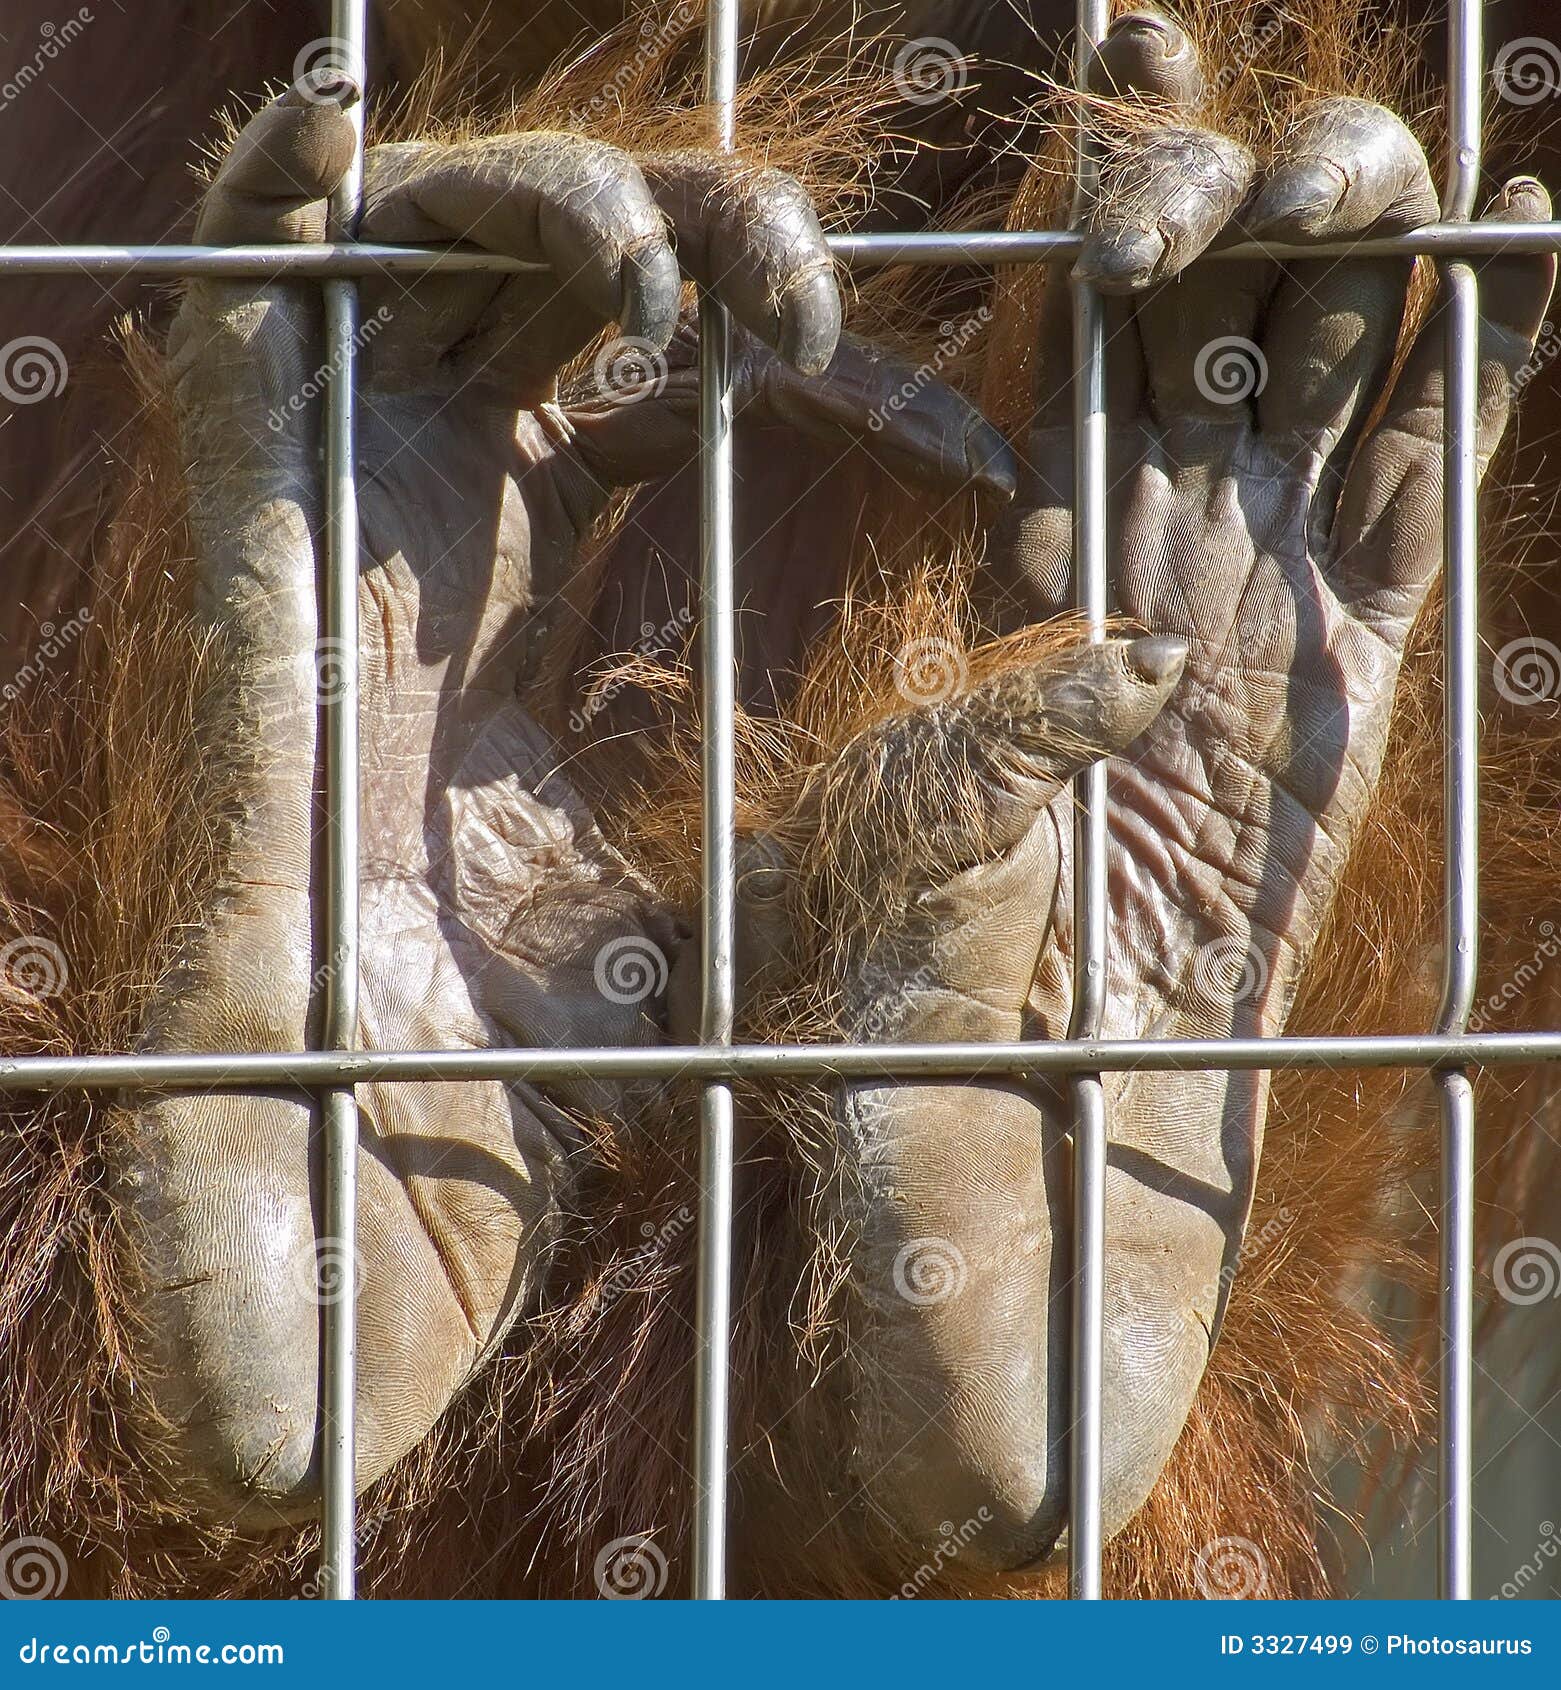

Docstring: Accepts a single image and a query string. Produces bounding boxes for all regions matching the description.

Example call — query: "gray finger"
[1336,176,1558,619]
[1073,128,1257,292]
[362,133,683,349]
[194,74,358,245]
[1086,10,1204,106]
[1255,102,1439,505]
[1247,97,1439,241]
[640,153,841,375]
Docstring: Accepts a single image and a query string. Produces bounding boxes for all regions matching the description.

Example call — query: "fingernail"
[780,267,843,377]
[1503,175,1549,213]
[1072,227,1162,291]
[303,70,362,110]
[1123,633,1189,686]
[1248,161,1347,236]
[966,418,1017,499]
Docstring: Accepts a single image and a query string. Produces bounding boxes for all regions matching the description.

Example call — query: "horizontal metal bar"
[4,222,1561,281]
[831,223,1561,265]
[5,1032,1561,1092]
[0,244,550,277]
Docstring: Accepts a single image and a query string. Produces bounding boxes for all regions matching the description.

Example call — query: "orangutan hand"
[796,10,1557,1571]
[135,69,1011,1524]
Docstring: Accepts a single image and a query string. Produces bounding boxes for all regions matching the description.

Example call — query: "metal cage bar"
[6,1029,1561,1091]
[690,0,740,1604]
[0,0,1531,1605]
[317,0,370,1604]
[1067,0,1111,1603]
[4,223,1561,281]
[1435,0,1484,1605]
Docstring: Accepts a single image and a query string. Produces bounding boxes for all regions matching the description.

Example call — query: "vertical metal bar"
[690,0,740,1603]
[1068,0,1110,1603]
[1434,0,1482,1605]
[318,0,368,1603]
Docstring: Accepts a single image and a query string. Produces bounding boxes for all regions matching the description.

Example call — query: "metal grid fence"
[0,0,1551,1602]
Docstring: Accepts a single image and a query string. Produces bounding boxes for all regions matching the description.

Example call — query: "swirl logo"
[293,38,359,100]
[893,637,969,707]
[1492,1236,1561,1305]
[290,1236,363,1308]
[892,1237,968,1306]
[593,935,670,1006]
[151,1626,171,1644]
[593,336,669,406]
[892,37,969,105]
[593,1534,668,1599]
[1193,936,1268,1006]
[0,936,68,998]
[1493,636,1561,706]
[315,637,354,703]
[1193,336,1268,405]
[0,337,68,405]
[0,1536,68,1600]
[1494,38,1561,107]
[1193,1535,1269,1599]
